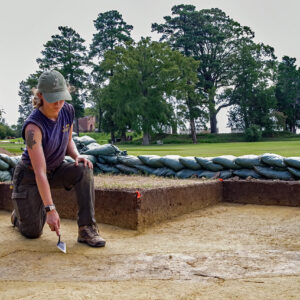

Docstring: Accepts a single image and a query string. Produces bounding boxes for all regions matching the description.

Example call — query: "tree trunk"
[190,117,197,144]
[98,107,102,132]
[210,113,218,133]
[142,132,150,145]
[110,131,115,144]
[171,122,177,135]
[121,129,126,142]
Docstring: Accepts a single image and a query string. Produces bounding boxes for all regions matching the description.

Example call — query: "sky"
[0,0,299,132]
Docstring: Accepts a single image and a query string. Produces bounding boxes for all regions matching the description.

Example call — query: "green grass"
[118,141,300,157]
[2,132,300,157]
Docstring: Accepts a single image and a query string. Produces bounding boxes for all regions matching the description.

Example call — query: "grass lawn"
[118,141,300,157]
[1,136,300,157]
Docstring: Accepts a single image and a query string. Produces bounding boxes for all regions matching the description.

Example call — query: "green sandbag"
[115,164,139,175]
[199,171,218,179]
[152,167,176,177]
[81,143,121,156]
[219,170,233,179]
[235,155,261,169]
[75,135,96,145]
[0,170,12,182]
[93,166,103,175]
[98,155,118,165]
[233,169,261,179]
[195,157,223,171]
[72,132,78,137]
[95,162,120,174]
[135,165,156,175]
[254,166,292,181]
[284,157,300,169]
[260,153,286,168]
[0,154,17,168]
[179,157,202,170]
[117,155,143,167]
[64,156,75,163]
[80,154,97,165]
[212,155,241,170]
[287,167,300,179]
[175,169,203,179]
[0,159,10,171]
[160,155,184,171]
[138,155,164,168]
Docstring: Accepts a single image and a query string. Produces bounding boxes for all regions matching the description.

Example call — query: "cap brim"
[43,90,72,103]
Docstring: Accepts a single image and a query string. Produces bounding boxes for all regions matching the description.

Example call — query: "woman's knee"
[19,223,43,239]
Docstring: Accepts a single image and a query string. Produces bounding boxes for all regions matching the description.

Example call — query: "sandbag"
[284,157,300,169]
[0,159,10,171]
[0,170,12,181]
[235,155,261,169]
[138,155,164,168]
[72,132,78,137]
[95,163,120,174]
[179,157,202,170]
[117,155,143,167]
[64,156,75,163]
[254,166,292,181]
[81,143,121,156]
[175,169,203,179]
[135,165,156,175]
[115,164,139,175]
[260,153,286,168]
[80,154,97,165]
[160,155,184,171]
[195,157,223,171]
[287,167,300,179]
[152,167,176,177]
[199,171,218,179]
[75,135,96,145]
[219,170,233,179]
[99,155,118,165]
[233,169,261,179]
[212,155,241,170]
[93,166,103,175]
[0,154,17,168]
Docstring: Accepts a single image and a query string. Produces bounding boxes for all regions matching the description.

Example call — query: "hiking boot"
[11,210,18,227]
[78,225,106,247]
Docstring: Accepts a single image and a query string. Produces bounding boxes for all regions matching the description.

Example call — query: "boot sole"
[77,238,106,248]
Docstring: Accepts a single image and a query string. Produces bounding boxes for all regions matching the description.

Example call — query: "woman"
[11,70,105,247]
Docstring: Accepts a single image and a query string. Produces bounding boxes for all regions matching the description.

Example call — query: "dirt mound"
[0,147,13,156]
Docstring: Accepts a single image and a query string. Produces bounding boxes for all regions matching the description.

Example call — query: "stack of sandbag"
[0,154,21,182]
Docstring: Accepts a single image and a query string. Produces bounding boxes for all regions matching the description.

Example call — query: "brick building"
[74,115,95,132]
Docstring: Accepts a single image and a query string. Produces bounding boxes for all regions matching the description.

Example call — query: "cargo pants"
[11,160,96,238]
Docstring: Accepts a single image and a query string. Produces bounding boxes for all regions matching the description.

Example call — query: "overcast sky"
[0,0,299,132]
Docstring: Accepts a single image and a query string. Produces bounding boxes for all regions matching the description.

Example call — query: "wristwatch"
[45,204,56,212]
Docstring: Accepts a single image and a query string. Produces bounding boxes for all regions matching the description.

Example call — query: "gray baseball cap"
[37,70,72,103]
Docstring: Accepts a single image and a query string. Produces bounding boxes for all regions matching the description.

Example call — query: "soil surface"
[1,203,300,299]
[0,147,14,156]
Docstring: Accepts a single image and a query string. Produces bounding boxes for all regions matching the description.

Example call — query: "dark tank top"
[21,102,75,170]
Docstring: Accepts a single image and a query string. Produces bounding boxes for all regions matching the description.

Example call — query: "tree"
[89,10,133,133]
[222,42,277,132]
[17,73,40,136]
[275,56,300,133]
[36,26,88,133]
[100,38,199,144]
[152,5,255,133]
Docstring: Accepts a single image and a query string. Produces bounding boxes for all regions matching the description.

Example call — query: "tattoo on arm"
[26,130,37,149]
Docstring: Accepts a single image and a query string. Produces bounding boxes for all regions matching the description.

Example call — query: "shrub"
[244,125,262,142]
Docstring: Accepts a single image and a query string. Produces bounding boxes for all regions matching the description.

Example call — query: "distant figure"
[11,70,106,247]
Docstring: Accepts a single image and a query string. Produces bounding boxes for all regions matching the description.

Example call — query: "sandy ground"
[1,203,300,299]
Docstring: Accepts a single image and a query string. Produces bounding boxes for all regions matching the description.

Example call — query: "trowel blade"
[57,235,67,253]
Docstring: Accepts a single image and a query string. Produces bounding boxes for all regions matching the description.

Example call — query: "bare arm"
[25,124,60,235]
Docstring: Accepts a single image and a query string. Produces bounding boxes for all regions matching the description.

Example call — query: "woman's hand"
[75,155,93,169]
[47,210,61,236]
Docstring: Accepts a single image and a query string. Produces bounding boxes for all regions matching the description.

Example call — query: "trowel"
[57,235,67,253]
